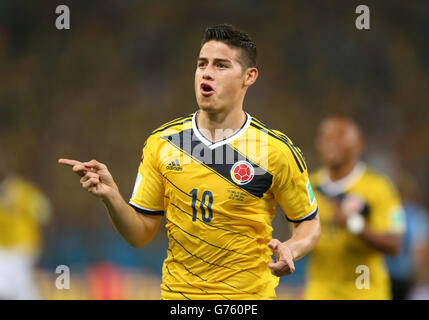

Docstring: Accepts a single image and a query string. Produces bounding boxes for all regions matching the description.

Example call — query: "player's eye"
[198,61,207,67]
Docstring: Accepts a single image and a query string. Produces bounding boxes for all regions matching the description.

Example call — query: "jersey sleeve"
[271,139,318,222]
[368,177,406,234]
[129,134,165,215]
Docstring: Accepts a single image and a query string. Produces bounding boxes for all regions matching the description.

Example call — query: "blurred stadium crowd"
[0,1,428,299]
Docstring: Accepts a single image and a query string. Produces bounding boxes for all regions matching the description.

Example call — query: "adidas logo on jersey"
[166,159,183,171]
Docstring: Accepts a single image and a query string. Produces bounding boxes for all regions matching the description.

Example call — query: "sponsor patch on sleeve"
[306,179,315,206]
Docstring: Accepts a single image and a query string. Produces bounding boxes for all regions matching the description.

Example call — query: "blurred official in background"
[385,174,429,299]
[0,148,52,299]
[303,116,405,299]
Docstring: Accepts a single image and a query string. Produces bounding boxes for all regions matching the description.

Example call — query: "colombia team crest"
[230,160,255,185]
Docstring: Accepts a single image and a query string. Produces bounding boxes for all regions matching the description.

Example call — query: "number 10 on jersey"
[190,189,213,223]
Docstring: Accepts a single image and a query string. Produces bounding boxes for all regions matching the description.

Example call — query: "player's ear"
[244,67,258,87]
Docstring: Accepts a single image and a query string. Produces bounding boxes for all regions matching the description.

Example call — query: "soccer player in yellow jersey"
[304,116,406,300]
[0,151,51,299]
[59,24,321,300]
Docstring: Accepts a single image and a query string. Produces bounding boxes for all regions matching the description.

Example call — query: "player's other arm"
[333,186,404,256]
[333,203,401,256]
[360,227,401,256]
[58,159,161,248]
[268,214,321,277]
[333,207,401,256]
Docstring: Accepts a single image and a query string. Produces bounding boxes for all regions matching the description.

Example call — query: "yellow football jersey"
[304,163,405,300]
[0,175,51,255]
[129,111,318,300]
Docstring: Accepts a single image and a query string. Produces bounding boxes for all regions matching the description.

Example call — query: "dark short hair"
[201,24,257,69]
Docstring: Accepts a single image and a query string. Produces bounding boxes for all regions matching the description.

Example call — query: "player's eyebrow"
[198,57,232,65]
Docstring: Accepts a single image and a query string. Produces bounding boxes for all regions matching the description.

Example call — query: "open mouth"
[200,83,215,96]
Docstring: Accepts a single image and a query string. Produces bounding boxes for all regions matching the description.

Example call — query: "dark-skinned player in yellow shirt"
[304,116,405,299]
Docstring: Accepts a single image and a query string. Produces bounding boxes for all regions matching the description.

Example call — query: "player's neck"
[328,161,359,182]
[196,108,247,143]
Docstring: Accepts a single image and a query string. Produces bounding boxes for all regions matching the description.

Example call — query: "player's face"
[316,118,362,168]
[195,40,248,113]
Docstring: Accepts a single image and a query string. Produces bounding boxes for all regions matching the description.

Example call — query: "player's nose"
[202,65,215,80]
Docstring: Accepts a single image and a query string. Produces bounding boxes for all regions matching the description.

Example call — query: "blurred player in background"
[303,116,405,300]
[59,24,321,300]
[0,148,52,299]
[385,174,429,299]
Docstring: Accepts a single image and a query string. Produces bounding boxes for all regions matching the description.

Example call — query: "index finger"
[58,158,83,167]
[83,160,106,171]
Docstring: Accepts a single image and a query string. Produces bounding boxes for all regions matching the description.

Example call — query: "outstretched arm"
[58,159,161,247]
[268,214,321,277]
